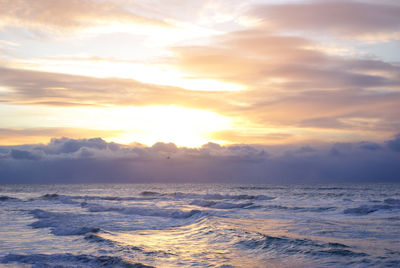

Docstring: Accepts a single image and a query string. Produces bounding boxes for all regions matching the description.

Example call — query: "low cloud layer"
[1,136,399,183]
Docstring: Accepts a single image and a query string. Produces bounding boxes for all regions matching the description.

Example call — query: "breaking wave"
[39,193,154,202]
[82,202,203,219]
[140,191,275,201]
[190,199,254,209]
[236,232,367,258]
[29,209,101,236]
[344,198,400,215]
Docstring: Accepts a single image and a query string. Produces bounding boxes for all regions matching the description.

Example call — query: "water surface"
[1,183,399,267]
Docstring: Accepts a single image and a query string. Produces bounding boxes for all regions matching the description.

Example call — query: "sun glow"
[97,106,233,147]
[5,17,245,92]
[0,104,232,147]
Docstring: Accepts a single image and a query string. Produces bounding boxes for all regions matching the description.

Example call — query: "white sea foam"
[29,209,101,236]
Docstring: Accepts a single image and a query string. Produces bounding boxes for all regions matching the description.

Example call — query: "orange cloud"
[172,30,400,91]
[169,29,400,139]
[1,22,400,145]
[0,66,232,108]
[0,0,170,34]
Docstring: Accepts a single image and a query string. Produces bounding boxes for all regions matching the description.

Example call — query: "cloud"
[0,66,228,108]
[295,146,315,154]
[211,130,294,145]
[386,134,400,151]
[170,30,400,136]
[1,27,400,143]
[263,89,400,130]
[10,149,42,160]
[151,142,178,153]
[1,41,400,142]
[248,1,400,40]
[41,137,110,154]
[0,128,125,145]
[0,0,170,34]
[0,137,399,183]
[357,141,382,151]
[173,30,400,90]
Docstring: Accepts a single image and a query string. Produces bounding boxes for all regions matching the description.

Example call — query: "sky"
[0,0,400,183]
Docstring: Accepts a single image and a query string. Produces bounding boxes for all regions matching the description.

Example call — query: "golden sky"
[1,0,400,147]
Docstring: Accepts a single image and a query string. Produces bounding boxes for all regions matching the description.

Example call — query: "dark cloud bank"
[1,136,400,183]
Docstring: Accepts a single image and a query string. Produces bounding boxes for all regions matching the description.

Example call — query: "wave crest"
[83,203,203,219]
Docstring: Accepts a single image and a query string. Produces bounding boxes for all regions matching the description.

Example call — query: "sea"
[0,183,399,268]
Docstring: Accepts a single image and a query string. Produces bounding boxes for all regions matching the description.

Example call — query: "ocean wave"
[344,200,400,215]
[189,199,217,207]
[78,195,154,201]
[264,205,336,212]
[35,191,275,204]
[85,233,143,253]
[299,187,346,191]
[0,253,153,268]
[29,209,101,236]
[237,232,367,258]
[83,203,203,219]
[85,232,116,246]
[140,191,160,196]
[188,200,335,212]
[41,193,60,199]
[212,202,254,209]
[29,205,206,237]
[140,191,275,201]
[384,198,400,205]
[39,193,154,202]
[343,206,379,215]
[40,193,81,205]
[190,199,254,209]
[85,233,174,257]
[0,195,19,201]
[236,186,275,190]
[315,187,346,191]
[313,248,368,257]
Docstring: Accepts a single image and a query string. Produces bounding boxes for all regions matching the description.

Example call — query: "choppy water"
[0,183,399,267]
